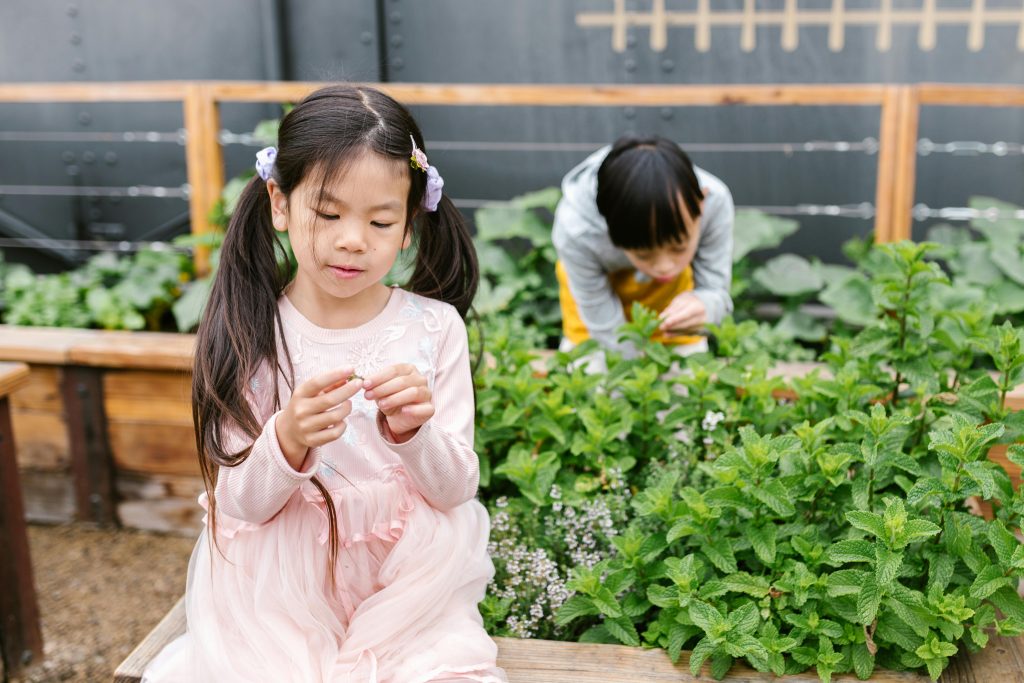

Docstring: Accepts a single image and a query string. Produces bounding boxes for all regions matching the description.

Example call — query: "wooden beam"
[210,81,890,107]
[874,86,901,243]
[918,84,1024,107]
[61,366,117,525]
[0,364,43,676]
[889,87,920,243]
[0,81,188,103]
[182,84,224,276]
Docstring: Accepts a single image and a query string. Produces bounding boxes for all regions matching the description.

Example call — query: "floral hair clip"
[255,146,277,181]
[409,135,444,213]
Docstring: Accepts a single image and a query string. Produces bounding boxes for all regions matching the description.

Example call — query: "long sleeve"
[215,365,321,524]
[552,197,632,355]
[377,309,480,511]
[689,184,735,326]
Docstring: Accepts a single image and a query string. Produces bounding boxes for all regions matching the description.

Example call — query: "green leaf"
[704,536,739,574]
[689,636,717,676]
[900,519,942,546]
[852,643,875,680]
[749,523,778,565]
[554,595,600,626]
[689,601,726,634]
[748,480,796,517]
[857,575,883,625]
[875,545,904,587]
[753,254,824,297]
[827,569,868,597]
[970,564,1012,600]
[989,520,1019,567]
[604,615,641,647]
[964,461,999,499]
[590,587,623,618]
[827,539,875,564]
[726,602,761,635]
[846,510,887,539]
[732,209,799,261]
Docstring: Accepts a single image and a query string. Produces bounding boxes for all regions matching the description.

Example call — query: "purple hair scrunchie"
[255,146,277,181]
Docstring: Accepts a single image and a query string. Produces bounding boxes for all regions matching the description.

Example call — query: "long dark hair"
[596,134,705,250]
[193,84,479,575]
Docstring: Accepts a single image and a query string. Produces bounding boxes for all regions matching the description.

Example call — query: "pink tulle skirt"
[143,468,506,683]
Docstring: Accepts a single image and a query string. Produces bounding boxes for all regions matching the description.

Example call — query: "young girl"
[143,85,506,683]
[553,135,735,358]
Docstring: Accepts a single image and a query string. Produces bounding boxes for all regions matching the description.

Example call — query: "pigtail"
[406,195,479,318]
[192,176,290,542]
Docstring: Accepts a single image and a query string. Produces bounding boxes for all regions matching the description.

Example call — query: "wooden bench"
[0,362,43,679]
[114,596,1024,682]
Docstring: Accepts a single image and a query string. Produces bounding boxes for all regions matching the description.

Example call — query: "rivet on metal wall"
[72,58,86,73]
[660,108,674,120]
[62,151,76,163]
[66,165,80,177]
[392,57,404,70]
[70,32,82,45]
[110,196,121,205]
[360,31,373,45]
[78,111,92,125]
[626,35,637,49]
[661,59,675,73]
[66,5,78,17]
[624,107,636,120]
[89,208,103,220]
[82,151,96,164]
[390,35,403,48]
[104,151,118,165]
[624,58,637,73]
[389,10,401,24]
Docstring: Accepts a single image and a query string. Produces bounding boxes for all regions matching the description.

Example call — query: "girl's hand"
[659,292,707,334]
[276,367,364,470]
[363,364,434,443]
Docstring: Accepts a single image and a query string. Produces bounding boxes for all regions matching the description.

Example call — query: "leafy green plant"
[477,241,1024,681]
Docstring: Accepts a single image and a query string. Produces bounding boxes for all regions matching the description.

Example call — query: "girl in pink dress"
[143,85,506,683]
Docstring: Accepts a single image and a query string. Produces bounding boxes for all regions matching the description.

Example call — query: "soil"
[7,523,195,683]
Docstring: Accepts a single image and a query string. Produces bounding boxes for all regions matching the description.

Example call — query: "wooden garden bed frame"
[110,596,1024,682]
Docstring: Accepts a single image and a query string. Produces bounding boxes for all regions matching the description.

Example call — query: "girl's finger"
[363,363,417,391]
[296,367,356,398]
[400,403,435,420]
[364,372,425,401]
[307,423,347,447]
[316,377,365,410]
[304,403,352,432]
[378,386,431,413]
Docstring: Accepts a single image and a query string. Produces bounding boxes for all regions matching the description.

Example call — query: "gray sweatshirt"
[552,145,734,354]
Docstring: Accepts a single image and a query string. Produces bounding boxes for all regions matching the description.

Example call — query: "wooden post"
[874,87,901,243]
[889,86,920,243]
[0,363,43,676]
[61,366,117,525]
[183,84,225,276]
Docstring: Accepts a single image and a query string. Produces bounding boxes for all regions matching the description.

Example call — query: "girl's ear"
[267,180,289,232]
[402,225,413,251]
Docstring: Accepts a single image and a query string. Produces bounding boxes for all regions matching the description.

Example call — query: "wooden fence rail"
[0,81,1022,271]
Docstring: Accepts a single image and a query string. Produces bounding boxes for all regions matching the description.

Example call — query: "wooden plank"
[12,410,70,470]
[182,84,224,276]
[889,87,920,243]
[917,84,1024,107]
[104,369,192,424]
[8,365,63,413]
[0,387,44,676]
[68,330,194,371]
[0,362,29,396]
[874,86,901,243]
[109,422,199,476]
[0,81,188,103]
[940,633,1024,682]
[61,366,117,525]
[210,81,890,107]
[0,326,95,364]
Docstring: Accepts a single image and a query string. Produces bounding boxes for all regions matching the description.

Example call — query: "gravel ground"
[8,523,195,683]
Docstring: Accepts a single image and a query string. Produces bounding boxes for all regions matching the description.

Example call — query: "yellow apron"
[556,261,704,346]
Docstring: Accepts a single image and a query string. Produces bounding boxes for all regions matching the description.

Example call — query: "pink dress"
[143,288,506,683]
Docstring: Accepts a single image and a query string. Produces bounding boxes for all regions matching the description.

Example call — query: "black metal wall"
[1,0,1022,272]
